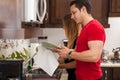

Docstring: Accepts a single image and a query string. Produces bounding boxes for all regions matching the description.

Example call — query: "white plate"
[41,42,61,50]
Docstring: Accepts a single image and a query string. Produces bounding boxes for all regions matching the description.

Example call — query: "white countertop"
[101,61,120,67]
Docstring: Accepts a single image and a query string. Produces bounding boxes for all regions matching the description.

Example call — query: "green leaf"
[20,52,27,60]
[2,54,5,59]
[11,52,15,59]
[23,48,29,59]
[15,51,23,59]
[0,54,5,59]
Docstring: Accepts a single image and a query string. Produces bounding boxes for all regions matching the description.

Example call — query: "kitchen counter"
[101,61,120,80]
[101,61,120,67]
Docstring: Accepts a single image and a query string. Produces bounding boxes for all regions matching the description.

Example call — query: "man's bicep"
[88,40,104,55]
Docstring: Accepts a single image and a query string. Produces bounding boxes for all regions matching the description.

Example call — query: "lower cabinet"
[102,67,120,80]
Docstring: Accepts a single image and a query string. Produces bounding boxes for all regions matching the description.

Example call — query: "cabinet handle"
[105,70,108,80]
[37,0,47,24]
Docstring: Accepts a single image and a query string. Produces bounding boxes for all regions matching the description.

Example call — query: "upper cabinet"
[44,0,73,28]
[87,0,109,28]
[0,0,23,29]
[41,0,110,28]
[0,0,24,39]
[109,0,120,17]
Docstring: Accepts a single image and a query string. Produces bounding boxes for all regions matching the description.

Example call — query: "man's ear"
[81,6,87,13]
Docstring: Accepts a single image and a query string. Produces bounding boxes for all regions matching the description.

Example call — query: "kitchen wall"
[104,17,120,53]
[42,28,66,45]
[42,17,120,54]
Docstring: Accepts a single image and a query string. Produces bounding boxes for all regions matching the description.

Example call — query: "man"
[53,0,106,80]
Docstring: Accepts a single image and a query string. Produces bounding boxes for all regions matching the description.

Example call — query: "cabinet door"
[102,67,120,80]
[101,67,113,80]
[45,0,73,28]
[109,0,120,16]
[0,0,23,28]
[113,68,120,80]
[0,0,24,38]
[89,0,109,28]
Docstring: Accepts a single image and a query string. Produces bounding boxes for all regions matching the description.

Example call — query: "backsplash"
[42,28,66,45]
[0,39,30,57]
[104,17,120,53]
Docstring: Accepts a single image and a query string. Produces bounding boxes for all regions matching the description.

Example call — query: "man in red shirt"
[53,0,106,80]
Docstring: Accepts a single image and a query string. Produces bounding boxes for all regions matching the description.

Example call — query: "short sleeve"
[87,23,105,41]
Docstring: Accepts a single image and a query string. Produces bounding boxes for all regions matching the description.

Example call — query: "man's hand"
[52,45,71,58]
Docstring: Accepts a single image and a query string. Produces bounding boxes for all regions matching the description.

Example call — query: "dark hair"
[70,0,92,14]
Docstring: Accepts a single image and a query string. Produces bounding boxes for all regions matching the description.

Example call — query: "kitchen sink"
[25,68,63,80]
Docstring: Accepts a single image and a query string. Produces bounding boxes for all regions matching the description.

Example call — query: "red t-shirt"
[75,20,106,80]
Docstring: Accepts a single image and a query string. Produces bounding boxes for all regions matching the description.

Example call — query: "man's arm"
[53,40,103,62]
[70,40,103,62]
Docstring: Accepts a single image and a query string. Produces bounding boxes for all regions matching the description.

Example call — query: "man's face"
[70,4,83,24]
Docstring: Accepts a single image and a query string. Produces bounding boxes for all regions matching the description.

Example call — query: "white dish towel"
[34,43,59,76]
